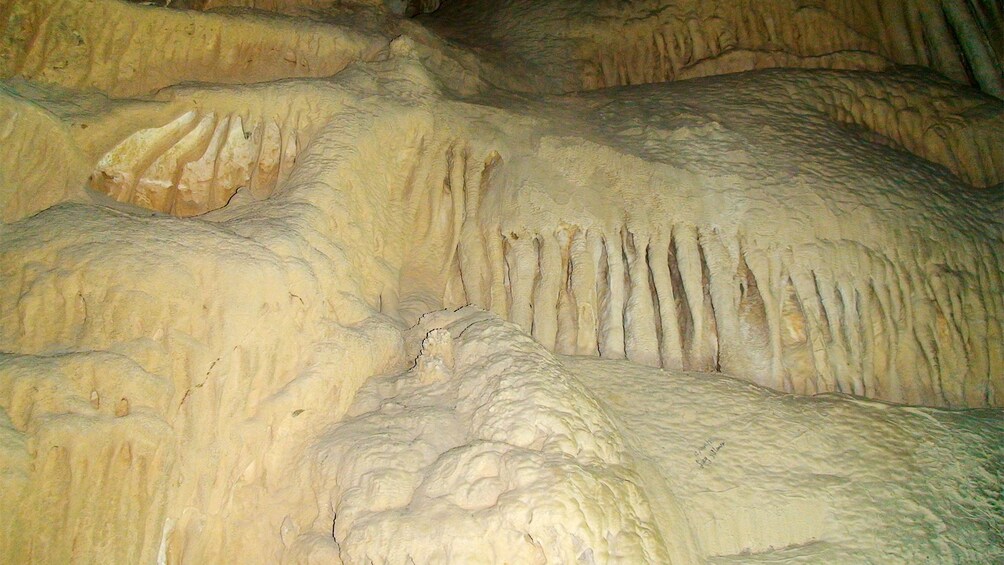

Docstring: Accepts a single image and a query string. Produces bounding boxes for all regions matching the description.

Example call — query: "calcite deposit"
[0,0,1001,563]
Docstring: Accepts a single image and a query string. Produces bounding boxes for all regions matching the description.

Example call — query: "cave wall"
[0,0,1001,563]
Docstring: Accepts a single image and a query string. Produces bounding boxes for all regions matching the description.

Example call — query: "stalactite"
[454,207,1000,408]
[599,232,627,359]
[648,232,684,370]
[624,231,661,367]
[569,229,600,356]
[505,233,537,336]
[532,232,563,352]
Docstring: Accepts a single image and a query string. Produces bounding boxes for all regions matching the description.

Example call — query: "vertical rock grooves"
[0,353,175,564]
[493,225,723,373]
[89,110,305,216]
[771,69,1004,188]
[75,98,1003,411]
[0,0,387,97]
[0,86,88,222]
[451,222,1002,408]
[575,0,1003,98]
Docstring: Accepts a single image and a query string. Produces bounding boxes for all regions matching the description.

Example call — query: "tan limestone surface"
[0,0,1001,563]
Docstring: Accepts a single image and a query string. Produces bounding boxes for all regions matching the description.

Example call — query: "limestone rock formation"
[0,0,1001,563]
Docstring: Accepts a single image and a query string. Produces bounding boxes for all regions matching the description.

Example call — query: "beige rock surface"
[424,0,1004,96]
[0,0,1001,563]
[305,308,1003,563]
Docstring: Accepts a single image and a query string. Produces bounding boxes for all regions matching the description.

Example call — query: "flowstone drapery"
[1,1,1002,563]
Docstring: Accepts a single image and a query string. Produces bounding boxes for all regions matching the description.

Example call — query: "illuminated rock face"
[0,1,1001,563]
